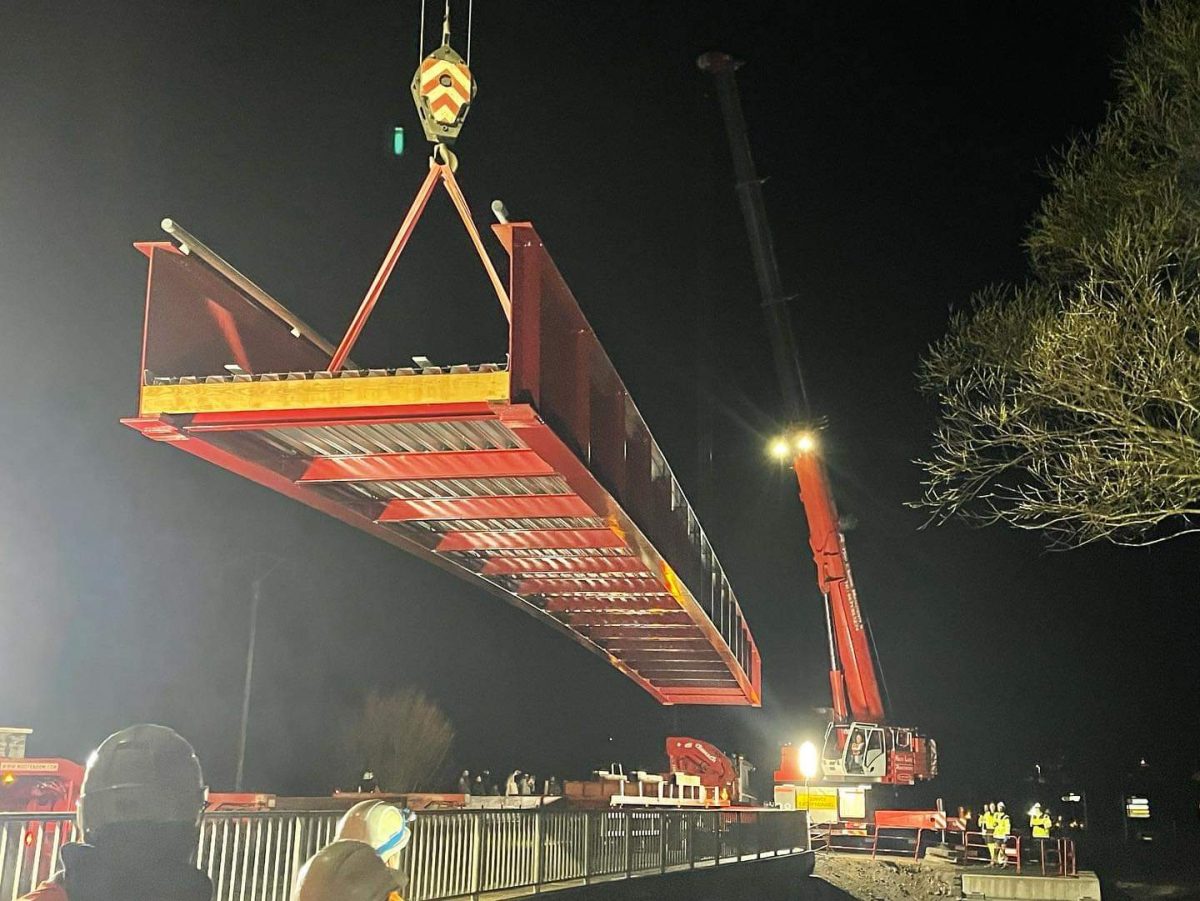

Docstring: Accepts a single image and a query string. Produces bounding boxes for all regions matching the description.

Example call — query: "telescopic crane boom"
[698,52,935,785]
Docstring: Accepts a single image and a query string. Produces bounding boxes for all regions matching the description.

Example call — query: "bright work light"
[799,740,819,781]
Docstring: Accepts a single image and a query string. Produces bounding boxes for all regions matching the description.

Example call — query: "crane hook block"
[411,43,476,147]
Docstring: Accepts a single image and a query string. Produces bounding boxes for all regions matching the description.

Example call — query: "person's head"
[461,770,469,777]
[1031,803,1042,815]
[292,841,403,901]
[336,800,414,869]
[988,802,996,812]
[76,724,205,862]
[997,802,1005,812]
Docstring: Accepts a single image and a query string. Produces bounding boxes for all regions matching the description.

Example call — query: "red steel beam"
[479,556,651,576]
[185,403,499,432]
[378,494,593,522]
[558,612,694,628]
[624,657,724,667]
[300,449,553,483]
[598,640,713,652]
[542,597,677,613]
[581,626,702,641]
[517,577,667,596]
[438,528,625,552]
[660,693,757,706]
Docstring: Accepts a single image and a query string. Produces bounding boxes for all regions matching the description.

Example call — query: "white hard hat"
[337,800,414,863]
[293,840,402,901]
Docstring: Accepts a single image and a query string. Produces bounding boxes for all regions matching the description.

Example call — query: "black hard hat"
[293,840,404,901]
[77,724,205,844]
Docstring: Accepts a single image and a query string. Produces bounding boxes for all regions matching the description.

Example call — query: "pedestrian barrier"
[0,807,809,901]
[811,824,1077,877]
[808,823,932,861]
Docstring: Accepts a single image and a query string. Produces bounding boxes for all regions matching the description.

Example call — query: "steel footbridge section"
[122,217,761,706]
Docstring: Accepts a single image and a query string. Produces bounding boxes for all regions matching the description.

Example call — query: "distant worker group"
[455,768,561,798]
[975,799,1056,867]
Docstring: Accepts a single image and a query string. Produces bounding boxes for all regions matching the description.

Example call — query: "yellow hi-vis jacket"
[1030,814,1051,838]
[993,812,1011,838]
[978,810,995,834]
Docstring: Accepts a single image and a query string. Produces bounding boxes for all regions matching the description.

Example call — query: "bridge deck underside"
[129,392,747,704]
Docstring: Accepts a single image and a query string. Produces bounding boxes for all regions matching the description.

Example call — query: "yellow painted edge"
[139,370,511,416]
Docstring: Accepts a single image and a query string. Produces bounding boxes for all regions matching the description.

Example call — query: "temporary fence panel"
[1,808,809,901]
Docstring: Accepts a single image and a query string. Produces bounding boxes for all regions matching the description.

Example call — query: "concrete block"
[961,870,1101,901]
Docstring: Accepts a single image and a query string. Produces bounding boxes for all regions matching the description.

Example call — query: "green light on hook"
[392,126,406,157]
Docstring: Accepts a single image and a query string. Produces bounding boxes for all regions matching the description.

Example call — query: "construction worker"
[993,802,1012,867]
[978,802,996,865]
[20,723,211,901]
[1029,803,1052,838]
[336,800,415,869]
[292,840,403,901]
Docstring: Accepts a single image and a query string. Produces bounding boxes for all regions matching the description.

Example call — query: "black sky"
[2,1,1195,807]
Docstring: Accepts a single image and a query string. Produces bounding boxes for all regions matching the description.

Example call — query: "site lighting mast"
[699,52,936,785]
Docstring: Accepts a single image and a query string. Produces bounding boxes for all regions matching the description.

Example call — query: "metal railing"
[811,824,1077,877]
[2,808,808,900]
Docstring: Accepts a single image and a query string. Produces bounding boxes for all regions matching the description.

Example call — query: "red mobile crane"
[698,53,936,787]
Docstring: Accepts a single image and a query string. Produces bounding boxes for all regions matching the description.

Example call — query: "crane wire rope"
[418,0,474,65]
[419,0,426,63]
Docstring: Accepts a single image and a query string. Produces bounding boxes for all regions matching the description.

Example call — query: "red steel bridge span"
[123,170,760,706]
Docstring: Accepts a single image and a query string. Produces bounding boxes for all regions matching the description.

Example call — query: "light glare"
[799,740,819,780]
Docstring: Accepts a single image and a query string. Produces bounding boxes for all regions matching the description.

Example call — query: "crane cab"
[817,722,937,785]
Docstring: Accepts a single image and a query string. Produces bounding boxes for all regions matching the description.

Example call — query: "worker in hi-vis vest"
[1029,804,1051,838]
[992,802,1012,866]
[978,802,997,863]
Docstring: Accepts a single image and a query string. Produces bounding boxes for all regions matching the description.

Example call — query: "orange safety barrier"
[813,824,1077,877]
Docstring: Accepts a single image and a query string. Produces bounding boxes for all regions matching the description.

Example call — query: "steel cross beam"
[479,556,651,576]
[438,529,626,552]
[378,494,593,522]
[299,449,554,483]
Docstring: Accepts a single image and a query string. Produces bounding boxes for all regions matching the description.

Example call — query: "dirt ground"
[812,852,961,901]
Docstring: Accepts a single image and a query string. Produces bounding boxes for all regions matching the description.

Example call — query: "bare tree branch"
[915,1,1200,547]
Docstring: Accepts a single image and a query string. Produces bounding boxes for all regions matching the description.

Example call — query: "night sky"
[3,2,1195,810]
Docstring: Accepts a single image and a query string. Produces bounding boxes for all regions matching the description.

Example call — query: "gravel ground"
[813,853,960,901]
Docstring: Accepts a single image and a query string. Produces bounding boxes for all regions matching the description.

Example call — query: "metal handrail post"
[533,809,544,892]
[659,812,666,873]
[624,810,633,878]
[582,812,591,885]
[688,813,696,869]
[470,811,483,899]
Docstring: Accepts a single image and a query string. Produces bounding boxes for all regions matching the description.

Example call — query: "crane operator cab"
[822,723,886,781]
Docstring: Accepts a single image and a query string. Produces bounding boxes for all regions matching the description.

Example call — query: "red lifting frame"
[123,167,761,707]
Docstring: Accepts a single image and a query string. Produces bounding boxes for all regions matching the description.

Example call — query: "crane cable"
[418,0,474,64]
